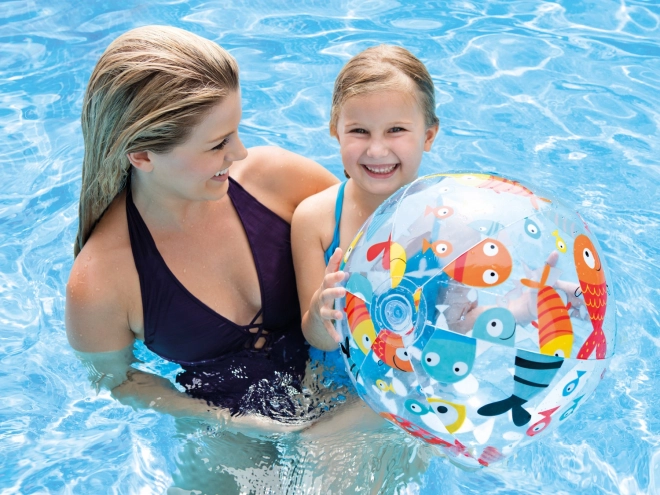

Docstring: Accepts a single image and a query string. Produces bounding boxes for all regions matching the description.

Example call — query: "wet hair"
[74,25,239,257]
[329,44,439,137]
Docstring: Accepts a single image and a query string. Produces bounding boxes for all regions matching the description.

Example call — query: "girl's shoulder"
[291,181,343,249]
[294,181,342,222]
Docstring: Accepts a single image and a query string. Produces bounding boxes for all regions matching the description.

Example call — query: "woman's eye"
[212,139,228,151]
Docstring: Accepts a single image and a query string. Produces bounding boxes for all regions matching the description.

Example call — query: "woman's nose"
[226,135,248,162]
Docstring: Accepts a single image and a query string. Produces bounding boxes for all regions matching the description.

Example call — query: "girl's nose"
[366,138,388,158]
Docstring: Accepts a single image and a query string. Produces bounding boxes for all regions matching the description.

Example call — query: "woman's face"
[147,90,248,201]
[335,88,438,199]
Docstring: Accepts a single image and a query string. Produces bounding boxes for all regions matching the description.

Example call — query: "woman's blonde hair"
[329,45,438,136]
[75,25,239,257]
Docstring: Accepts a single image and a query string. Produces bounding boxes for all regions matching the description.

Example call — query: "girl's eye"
[389,127,405,133]
[212,139,228,151]
[349,128,368,134]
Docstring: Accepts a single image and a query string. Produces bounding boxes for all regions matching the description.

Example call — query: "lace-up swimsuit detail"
[126,177,308,417]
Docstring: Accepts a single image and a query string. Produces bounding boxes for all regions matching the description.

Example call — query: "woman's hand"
[308,248,347,345]
[226,414,311,436]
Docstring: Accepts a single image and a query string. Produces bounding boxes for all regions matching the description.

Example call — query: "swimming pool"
[2,0,659,493]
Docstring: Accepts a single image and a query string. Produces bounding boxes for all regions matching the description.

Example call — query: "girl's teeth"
[365,164,396,174]
[214,169,229,177]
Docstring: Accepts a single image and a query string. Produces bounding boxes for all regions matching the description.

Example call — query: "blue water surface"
[1,0,659,493]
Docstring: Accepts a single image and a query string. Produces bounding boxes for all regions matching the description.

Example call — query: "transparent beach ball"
[335,172,615,468]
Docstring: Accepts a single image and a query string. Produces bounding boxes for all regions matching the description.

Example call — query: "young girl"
[292,45,439,350]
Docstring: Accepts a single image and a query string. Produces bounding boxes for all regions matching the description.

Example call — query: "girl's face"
[335,89,438,199]
[147,90,248,201]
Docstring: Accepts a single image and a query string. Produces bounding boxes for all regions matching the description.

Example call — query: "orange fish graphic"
[425,205,454,219]
[372,329,413,372]
[422,238,453,258]
[573,234,607,359]
[443,238,512,287]
[521,263,574,358]
[477,175,551,210]
[344,292,377,355]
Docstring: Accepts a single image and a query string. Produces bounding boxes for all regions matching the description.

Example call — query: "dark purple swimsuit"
[127,177,309,417]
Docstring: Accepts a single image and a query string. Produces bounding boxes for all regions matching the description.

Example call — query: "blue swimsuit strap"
[324,181,347,265]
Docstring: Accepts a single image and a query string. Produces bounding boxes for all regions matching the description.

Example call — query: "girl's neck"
[345,179,398,218]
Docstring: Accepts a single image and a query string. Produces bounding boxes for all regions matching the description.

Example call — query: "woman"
[67,27,438,493]
[66,25,338,431]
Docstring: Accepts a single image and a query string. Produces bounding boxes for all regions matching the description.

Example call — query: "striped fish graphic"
[477,349,564,427]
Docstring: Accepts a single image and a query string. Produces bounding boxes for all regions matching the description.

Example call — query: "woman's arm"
[66,248,222,417]
[66,246,301,434]
[73,344,225,420]
[291,193,346,351]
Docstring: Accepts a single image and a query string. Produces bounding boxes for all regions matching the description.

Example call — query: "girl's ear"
[126,151,154,172]
[424,124,439,152]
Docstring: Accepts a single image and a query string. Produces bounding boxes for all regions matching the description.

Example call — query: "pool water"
[2,0,659,493]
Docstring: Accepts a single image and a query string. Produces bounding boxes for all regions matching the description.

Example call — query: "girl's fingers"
[318,287,346,309]
[323,320,342,343]
[319,305,344,320]
[545,250,559,267]
[327,247,344,272]
[323,270,346,287]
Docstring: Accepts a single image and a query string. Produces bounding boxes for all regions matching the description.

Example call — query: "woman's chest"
[154,214,263,326]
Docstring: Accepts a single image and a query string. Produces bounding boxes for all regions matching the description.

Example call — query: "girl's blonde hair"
[75,25,239,257]
[329,45,439,136]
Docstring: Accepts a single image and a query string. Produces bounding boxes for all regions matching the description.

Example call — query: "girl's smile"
[335,89,437,198]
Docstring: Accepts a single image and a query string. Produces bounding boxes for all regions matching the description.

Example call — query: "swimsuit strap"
[324,181,347,265]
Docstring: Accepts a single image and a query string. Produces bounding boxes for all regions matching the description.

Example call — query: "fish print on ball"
[335,172,615,468]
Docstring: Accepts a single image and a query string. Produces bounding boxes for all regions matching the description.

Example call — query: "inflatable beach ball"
[335,172,615,468]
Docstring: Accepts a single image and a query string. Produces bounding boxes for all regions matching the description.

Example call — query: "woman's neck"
[130,171,227,233]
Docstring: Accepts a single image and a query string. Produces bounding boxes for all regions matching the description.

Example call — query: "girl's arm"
[291,192,346,351]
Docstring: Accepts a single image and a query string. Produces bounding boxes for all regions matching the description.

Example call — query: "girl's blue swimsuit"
[314,181,348,376]
[323,181,347,264]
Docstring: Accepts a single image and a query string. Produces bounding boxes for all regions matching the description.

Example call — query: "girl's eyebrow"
[345,120,415,127]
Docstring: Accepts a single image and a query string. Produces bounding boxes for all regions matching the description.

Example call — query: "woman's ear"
[126,151,154,172]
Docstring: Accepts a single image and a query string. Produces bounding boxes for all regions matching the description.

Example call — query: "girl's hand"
[509,251,586,325]
[311,248,346,343]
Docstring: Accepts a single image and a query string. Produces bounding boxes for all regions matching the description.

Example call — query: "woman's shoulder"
[66,192,140,352]
[231,146,338,222]
[68,192,133,303]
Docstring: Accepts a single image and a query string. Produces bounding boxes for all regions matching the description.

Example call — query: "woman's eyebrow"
[207,131,233,144]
